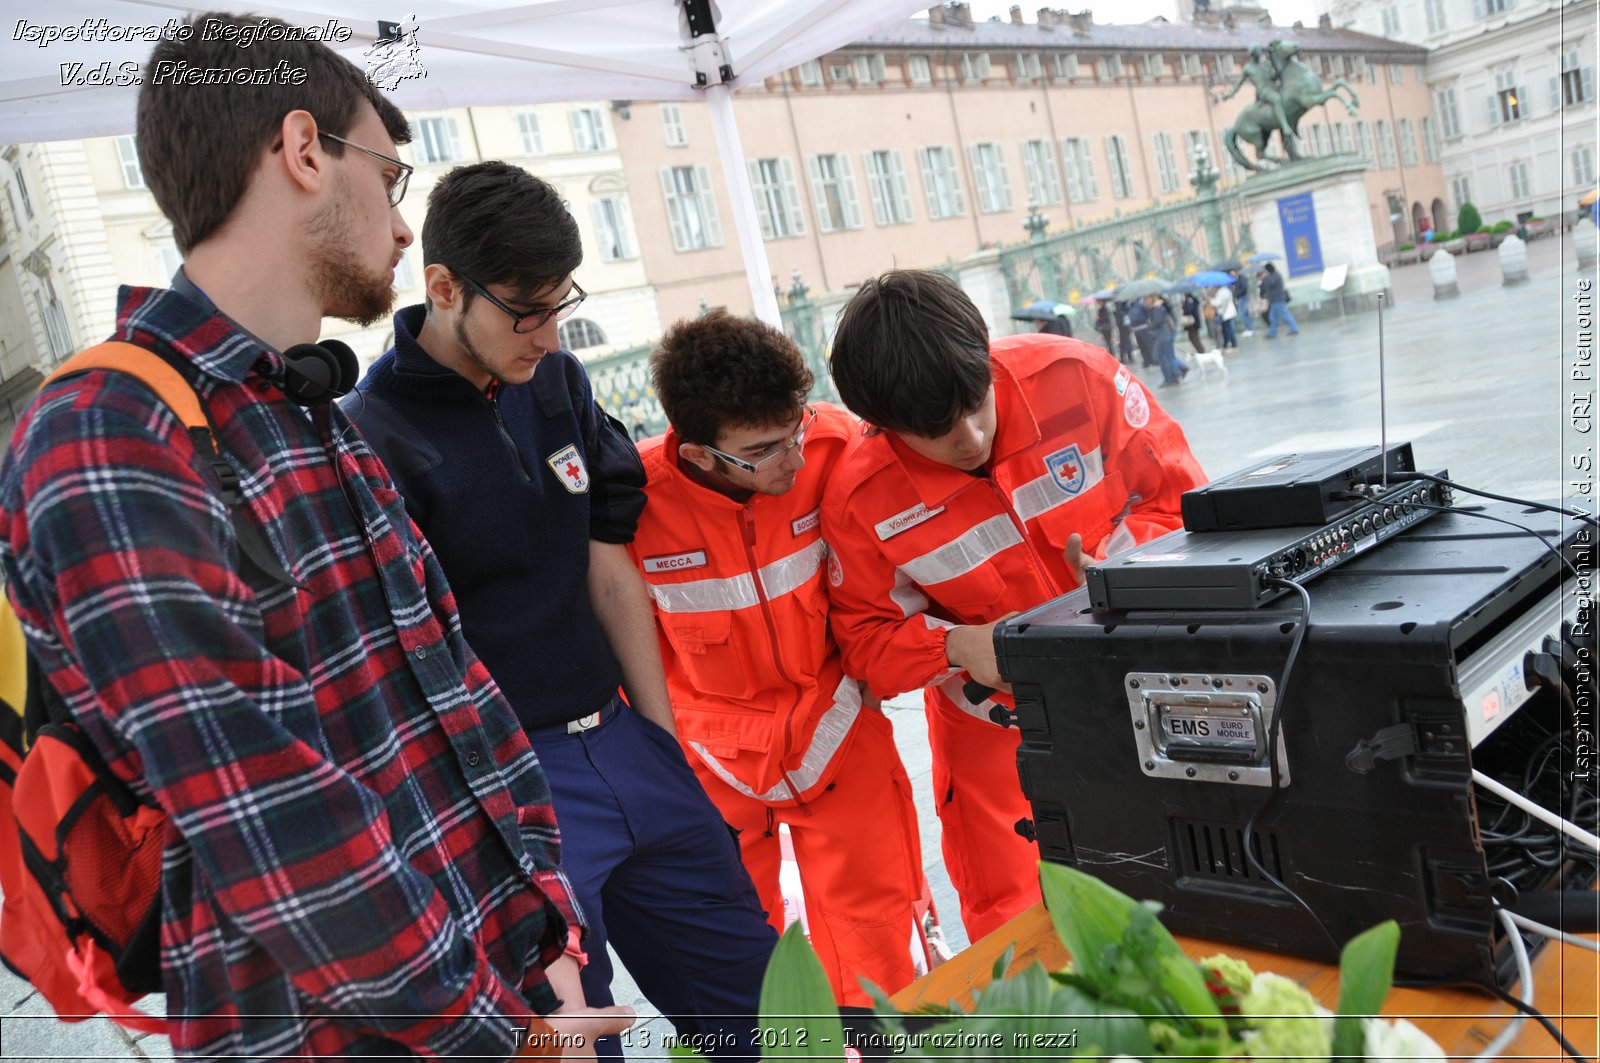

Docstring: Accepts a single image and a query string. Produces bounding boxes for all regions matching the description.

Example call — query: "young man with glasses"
[627,312,929,1008]
[819,270,1207,944]
[346,162,774,1060]
[1,15,629,1062]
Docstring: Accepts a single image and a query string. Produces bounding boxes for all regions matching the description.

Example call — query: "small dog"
[1191,348,1229,380]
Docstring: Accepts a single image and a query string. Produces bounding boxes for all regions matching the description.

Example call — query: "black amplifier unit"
[1085,474,1450,610]
[1181,443,1419,531]
[999,501,1593,984]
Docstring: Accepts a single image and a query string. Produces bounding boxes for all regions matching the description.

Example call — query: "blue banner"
[1277,193,1323,278]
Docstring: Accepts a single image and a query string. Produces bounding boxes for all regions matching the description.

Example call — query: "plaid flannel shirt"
[0,286,581,1060]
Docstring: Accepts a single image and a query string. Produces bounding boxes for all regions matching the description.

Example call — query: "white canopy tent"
[0,0,931,324]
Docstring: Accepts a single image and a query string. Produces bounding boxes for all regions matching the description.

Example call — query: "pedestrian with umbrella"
[1116,278,1170,372]
[1093,300,1117,356]
[1115,279,1188,387]
[1210,280,1240,349]
[1012,299,1074,338]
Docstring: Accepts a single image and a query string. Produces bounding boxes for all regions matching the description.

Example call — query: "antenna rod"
[1377,290,1388,489]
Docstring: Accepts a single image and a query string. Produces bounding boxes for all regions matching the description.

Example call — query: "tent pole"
[705,83,783,327]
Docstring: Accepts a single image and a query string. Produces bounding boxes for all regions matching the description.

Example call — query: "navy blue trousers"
[528,700,776,1059]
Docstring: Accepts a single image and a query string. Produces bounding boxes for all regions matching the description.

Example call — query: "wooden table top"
[891,904,1599,1060]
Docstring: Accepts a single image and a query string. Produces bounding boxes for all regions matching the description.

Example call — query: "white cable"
[1472,769,1600,852]
[1471,908,1533,1063]
[1502,909,1600,954]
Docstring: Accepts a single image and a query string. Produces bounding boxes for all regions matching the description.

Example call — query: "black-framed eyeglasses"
[452,270,588,334]
[317,131,412,207]
[703,407,816,474]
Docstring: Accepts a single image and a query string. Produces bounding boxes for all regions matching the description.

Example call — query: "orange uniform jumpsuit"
[820,335,1207,941]
[630,402,926,1005]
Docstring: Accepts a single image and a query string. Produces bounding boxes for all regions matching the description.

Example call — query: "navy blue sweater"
[345,304,646,731]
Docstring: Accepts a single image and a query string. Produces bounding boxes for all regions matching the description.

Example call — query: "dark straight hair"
[829,270,991,437]
[136,11,410,254]
[422,162,582,307]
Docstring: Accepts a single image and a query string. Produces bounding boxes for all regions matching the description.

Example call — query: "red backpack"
[0,342,296,1034]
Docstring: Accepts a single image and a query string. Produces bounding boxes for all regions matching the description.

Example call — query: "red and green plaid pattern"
[0,286,581,1059]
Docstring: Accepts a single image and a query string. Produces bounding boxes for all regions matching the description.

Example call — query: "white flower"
[1362,1016,1447,1062]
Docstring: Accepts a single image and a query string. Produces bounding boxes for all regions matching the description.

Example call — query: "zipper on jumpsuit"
[740,504,813,813]
[984,478,1061,600]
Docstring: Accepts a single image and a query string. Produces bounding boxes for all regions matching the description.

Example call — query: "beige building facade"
[613,5,1446,323]
[1,97,661,412]
[1320,0,1596,229]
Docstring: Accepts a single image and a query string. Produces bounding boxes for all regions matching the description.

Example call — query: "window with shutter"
[969,143,1012,213]
[798,60,823,86]
[1153,132,1179,193]
[1398,119,1418,165]
[865,150,914,225]
[1508,160,1530,199]
[1061,138,1097,202]
[661,104,687,147]
[591,197,637,260]
[114,136,144,189]
[570,107,608,151]
[1021,140,1062,206]
[417,116,462,163]
[661,166,720,251]
[1573,145,1596,187]
[918,146,965,219]
[1562,49,1596,105]
[1437,88,1462,137]
[1105,135,1132,198]
[1375,119,1397,167]
[909,55,932,83]
[516,112,545,156]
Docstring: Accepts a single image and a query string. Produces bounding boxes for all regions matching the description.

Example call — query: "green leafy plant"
[1457,201,1483,235]
[679,863,1427,1061]
[1491,220,1515,233]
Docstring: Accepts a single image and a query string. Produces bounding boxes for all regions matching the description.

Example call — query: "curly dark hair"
[651,311,814,446]
[830,270,991,436]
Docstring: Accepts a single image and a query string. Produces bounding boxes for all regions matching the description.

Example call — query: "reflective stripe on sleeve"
[889,566,930,619]
[649,540,826,615]
[896,513,1024,587]
[689,675,863,803]
[1010,446,1105,523]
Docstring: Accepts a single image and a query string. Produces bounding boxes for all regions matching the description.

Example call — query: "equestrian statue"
[1221,40,1360,172]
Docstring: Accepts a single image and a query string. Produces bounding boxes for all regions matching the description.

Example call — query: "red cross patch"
[545,444,590,494]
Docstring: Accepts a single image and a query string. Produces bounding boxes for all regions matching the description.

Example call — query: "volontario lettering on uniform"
[875,502,946,540]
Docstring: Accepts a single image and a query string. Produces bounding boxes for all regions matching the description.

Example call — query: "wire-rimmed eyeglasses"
[702,407,817,474]
[317,131,412,207]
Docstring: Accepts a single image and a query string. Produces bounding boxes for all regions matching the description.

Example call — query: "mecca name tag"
[643,550,708,573]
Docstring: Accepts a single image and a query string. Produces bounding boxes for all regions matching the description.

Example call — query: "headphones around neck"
[169,267,360,406]
[280,340,359,405]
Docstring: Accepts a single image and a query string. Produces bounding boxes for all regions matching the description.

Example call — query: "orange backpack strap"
[43,341,211,435]
[37,340,303,594]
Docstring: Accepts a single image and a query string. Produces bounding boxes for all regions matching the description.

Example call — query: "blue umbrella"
[1011,299,1073,321]
[1245,251,1283,263]
[1189,270,1237,287]
[1089,287,1118,300]
[1166,278,1201,294]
